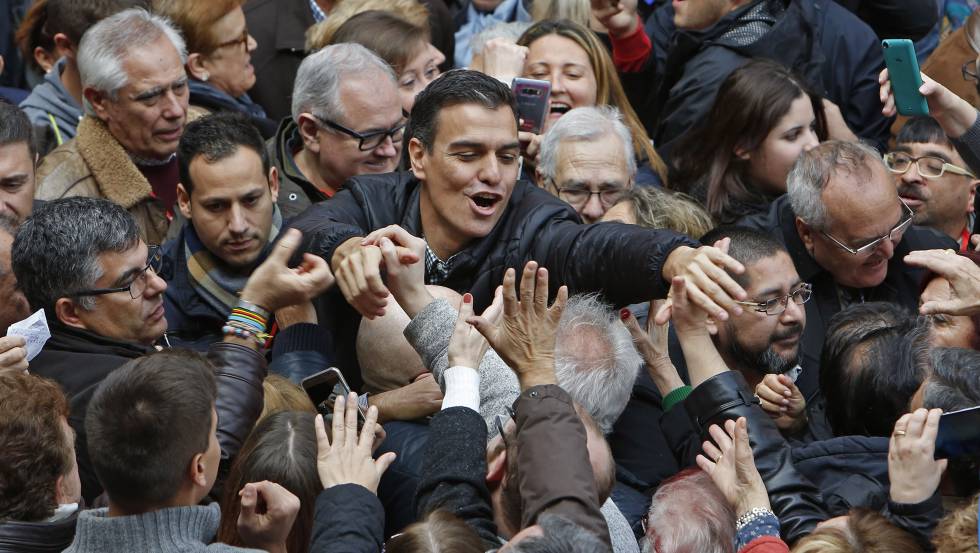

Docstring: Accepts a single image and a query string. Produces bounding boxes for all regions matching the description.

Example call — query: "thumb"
[268,228,301,264]
[375,451,397,476]
[920,300,958,316]
[466,315,498,346]
[239,483,258,516]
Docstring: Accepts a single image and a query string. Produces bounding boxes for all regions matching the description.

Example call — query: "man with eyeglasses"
[740,141,956,400]
[11,197,334,502]
[887,116,980,249]
[268,43,405,219]
[35,9,189,246]
[536,106,636,224]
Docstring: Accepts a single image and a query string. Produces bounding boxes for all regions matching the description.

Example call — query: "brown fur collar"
[74,116,152,210]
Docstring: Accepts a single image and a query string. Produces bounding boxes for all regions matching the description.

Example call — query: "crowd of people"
[2,0,980,551]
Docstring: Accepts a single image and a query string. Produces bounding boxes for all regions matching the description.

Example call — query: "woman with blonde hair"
[515,19,668,186]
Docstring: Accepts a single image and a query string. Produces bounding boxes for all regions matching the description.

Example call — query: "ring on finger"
[894,430,907,437]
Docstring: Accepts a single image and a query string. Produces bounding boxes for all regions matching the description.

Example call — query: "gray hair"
[77,8,186,115]
[538,106,637,183]
[922,347,980,412]
[511,514,612,553]
[555,294,641,434]
[12,198,140,314]
[787,140,883,231]
[643,470,735,553]
[469,21,531,56]
[291,43,397,124]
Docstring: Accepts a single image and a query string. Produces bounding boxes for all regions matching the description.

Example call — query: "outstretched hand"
[696,417,771,517]
[658,238,746,325]
[888,408,947,504]
[904,249,980,316]
[879,68,978,137]
[467,261,567,389]
[449,291,502,369]
[241,228,335,313]
[315,392,396,495]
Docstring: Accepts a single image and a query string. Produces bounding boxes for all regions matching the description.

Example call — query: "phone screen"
[934,405,980,459]
[301,368,361,419]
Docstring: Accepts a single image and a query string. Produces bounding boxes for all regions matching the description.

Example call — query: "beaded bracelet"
[735,507,777,532]
[222,325,270,346]
[225,320,272,339]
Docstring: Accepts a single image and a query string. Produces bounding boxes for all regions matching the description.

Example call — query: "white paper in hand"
[6,308,51,361]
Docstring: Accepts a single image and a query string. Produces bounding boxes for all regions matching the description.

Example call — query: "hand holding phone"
[512,78,551,135]
[888,408,946,505]
[882,39,929,116]
[302,367,366,424]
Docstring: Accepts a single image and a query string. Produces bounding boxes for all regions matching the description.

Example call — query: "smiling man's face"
[410,103,520,258]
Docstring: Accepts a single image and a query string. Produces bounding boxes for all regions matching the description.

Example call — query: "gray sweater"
[404,298,641,553]
[63,503,264,553]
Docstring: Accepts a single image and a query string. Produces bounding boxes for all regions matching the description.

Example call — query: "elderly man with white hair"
[35,8,189,245]
[537,106,638,224]
[268,43,404,219]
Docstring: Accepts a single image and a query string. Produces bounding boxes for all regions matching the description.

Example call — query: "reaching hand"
[236,481,301,553]
[241,228,335,313]
[332,229,419,320]
[879,69,978,137]
[369,375,443,423]
[904,249,980,316]
[367,225,430,318]
[480,38,528,84]
[315,392,396,494]
[449,291,502,369]
[658,239,747,325]
[590,0,639,37]
[621,301,684,396]
[467,261,567,389]
[755,374,807,434]
[888,408,947,504]
[0,335,28,374]
[696,417,771,517]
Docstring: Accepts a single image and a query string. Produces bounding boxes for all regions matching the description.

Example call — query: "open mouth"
[469,192,503,215]
[549,102,571,116]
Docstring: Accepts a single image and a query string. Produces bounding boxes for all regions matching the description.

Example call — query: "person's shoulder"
[903,225,960,251]
[35,139,97,200]
[506,180,580,224]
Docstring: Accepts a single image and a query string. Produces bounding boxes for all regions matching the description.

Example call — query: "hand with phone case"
[880,68,979,139]
[881,39,929,116]
[888,408,946,505]
[314,392,396,495]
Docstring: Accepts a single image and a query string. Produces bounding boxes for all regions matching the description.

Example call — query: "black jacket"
[0,511,78,553]
[834,0,940,41]
[29,324,267,504]
[738,195,957,395]
[161,225,226,352]
[310,484,386,553]
[632,0,891,157]
[290,171,697,389]
[243,0,314,122]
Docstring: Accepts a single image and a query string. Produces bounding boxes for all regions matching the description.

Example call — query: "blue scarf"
[188,79,268,120]
[454,0,531,68]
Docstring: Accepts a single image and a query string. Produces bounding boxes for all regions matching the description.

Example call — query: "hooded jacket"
[267,118,331,221]
[19,58,83,148]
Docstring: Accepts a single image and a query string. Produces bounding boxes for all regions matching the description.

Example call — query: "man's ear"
[297,114,321,153]
[966,180,979,214]
[176,183,193,220]
[52,34,75,59]
[55,298,86,329]
[84,87,112,121]
[486,447,507,486]
[268,166,280,202]
[189,452,208,488]
[408,137,427,181]
[795,216,815,255]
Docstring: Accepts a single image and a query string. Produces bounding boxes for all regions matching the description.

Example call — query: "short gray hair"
[643,470,735,553]
[12,198,141,315]
[555,294,641,434]
[787,140,883,231]
[469,21,531,56]
[77,8,186,114]
[291,43,397,124]
[538,106,636,183]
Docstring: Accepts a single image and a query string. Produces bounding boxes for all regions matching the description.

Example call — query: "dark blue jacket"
[627,0,892,158]
[161,226,227,352]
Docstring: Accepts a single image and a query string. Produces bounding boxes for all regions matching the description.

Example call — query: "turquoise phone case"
[882,39,929,116]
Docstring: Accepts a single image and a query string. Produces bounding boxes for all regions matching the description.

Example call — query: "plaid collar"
[424,243,458,285]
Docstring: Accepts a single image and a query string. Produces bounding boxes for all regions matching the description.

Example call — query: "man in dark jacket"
[12,197,333,503]
[598,0,891,157]
[738,141,957,388]
[164,113,282,351]
[291,69,750,389]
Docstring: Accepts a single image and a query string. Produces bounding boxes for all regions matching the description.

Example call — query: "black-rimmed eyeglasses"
[312,112,407,151]
[72,245,163,300]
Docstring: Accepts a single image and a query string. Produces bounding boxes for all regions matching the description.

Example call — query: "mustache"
[771,323,803,343]
[897,186,925,201]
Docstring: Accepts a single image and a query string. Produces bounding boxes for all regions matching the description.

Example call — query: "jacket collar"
[0,510,78,553]
[273,118,331,203]
[45,320,153,359]
[74,116,153,210]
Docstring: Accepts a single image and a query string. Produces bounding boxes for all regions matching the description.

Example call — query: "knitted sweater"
[63,503,264,553]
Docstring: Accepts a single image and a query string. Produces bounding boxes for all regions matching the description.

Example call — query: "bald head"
[357,287,463,393]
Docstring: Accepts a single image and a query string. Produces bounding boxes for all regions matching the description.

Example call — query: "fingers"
[922,408,942,442]
[502,268,518,318]
[481,286,505,324]
[239,482,259,516]
[466,315,498,348]
[755,384,788,408]
[362,224,415,248]
[357,404,380,453]
[653,298,673,326]
[314,413,332,454]
[519,261,538,309]
[374,451,397,477]
[733,417,756,467]
[708,422,734,452]
[695,454,716,473]
[344,391,359,442]
[533,266,549,311]
[268,228,301,264]
[331,394,346,449]
[0,345,28,372]
[904,407,929,440]
[701,440,723,463]
[550,285,568,322]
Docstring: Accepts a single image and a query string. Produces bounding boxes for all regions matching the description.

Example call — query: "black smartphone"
[512,77,551,135]
[301,367,367,422]
[934,405,980,459]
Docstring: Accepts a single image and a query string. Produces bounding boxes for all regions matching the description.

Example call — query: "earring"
[201,72,209,82]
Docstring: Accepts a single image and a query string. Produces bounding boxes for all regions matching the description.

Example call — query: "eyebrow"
[198,186,266,203]
[132,76,188,101]
[448,140,521,150]
[0,173,28,183]
[112,261,147,288]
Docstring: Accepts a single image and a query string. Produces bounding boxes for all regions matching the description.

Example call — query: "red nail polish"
[620,308,631,321]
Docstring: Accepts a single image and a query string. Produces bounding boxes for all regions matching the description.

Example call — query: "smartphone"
[882,39,929,116]
[934,405,980,459]
[301,367,367,422]
[512,77,551,135]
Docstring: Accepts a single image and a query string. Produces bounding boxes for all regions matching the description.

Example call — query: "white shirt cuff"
[441,365,481,412]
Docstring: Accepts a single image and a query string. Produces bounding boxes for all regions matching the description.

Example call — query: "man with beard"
[888,116,980,250]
